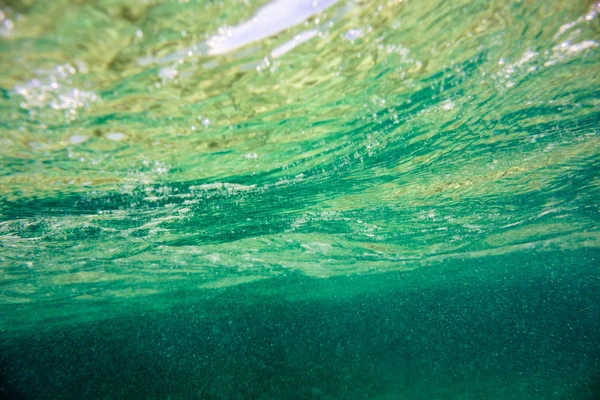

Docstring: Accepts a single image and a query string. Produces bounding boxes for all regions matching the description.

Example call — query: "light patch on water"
[197,116,210,127]
[139,0,343,65]
[69,135,87,144]
[344,28,364,41]
[158,66,178,83]
[13,63,98,118]
[545,40,599,67]
[207,0,340,55]
[49,88,98,111]
[517,50,538,66]
[271,29,319,58]
[189,182,258,196]
[224,183,257,193]
[493,34,598,90]
[564,40,599,54]
[105,132,125,141]
[497,49,538,82]
[440,99,455,111]
[301,242,333,253]
[554,1,599,39]
[0,10,14,38]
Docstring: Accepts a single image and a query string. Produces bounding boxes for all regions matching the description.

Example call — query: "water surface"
[0,0,599,398]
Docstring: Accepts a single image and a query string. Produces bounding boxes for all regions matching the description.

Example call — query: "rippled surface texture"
[1,0,600,398]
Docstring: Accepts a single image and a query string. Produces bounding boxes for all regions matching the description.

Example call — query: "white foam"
[207,0,339,56]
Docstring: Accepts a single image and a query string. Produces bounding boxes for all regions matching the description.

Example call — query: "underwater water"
[0,0,599,398]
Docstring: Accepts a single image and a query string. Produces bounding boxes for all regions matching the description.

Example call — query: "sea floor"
[1,249,598,399]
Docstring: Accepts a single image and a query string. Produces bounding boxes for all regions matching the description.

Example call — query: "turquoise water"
[1,0,599,398]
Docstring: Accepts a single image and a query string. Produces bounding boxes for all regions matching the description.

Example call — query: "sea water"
[0,0,599,398]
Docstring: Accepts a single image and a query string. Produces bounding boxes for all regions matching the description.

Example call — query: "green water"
[0,0,599,398]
